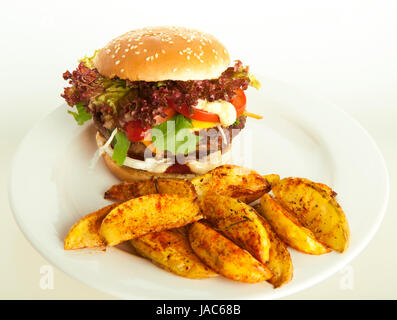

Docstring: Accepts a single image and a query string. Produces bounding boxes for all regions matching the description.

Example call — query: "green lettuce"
[232,64,261,90]
[67,103,92,125]
[248,74,261,90]
[151,115,200,155]
[92,80,132,113]
[79,49,100,69]
[81,50,132,113]
[112,131,131,166]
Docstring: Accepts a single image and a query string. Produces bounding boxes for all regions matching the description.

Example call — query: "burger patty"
[93,115,246,161]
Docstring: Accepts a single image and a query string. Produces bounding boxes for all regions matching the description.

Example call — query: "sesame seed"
[187,55,190,60]
[146,56,150,61]
[155,53,158,58]
[122,54,126,58]
[115,60,120,65]
[111,54,115,59]
[143,49,147,52]
[120,69,125,72]
[135,51,140,54]
[173,68,177,72]
[161,49,166,54]
[125,48,129,52]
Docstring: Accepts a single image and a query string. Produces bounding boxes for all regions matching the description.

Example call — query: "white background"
[1,0,396,299]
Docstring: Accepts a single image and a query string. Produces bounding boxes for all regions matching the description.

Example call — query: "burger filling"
[62,52,260,173]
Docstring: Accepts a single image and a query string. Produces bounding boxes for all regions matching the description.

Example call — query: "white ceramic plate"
[9,76,389,299]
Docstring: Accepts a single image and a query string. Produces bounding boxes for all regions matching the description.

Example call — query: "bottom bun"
[101,152,197,182]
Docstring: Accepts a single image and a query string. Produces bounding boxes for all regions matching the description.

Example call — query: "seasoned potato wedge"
[200,195,271,264]
[104,179,196,201]
[189,222,272,283]
[64,203,118,250]
[156,179,197,198]
[254,205,293,288]
[104,180,157,201]
[192,165,270,203]
[100,194,202,246]
[315,182,337,197]
[272,178,349,252]
[131,230,217,279]
[263,174,280,189]
[259,194,330,255]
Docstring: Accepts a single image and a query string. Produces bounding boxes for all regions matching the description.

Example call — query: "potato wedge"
[315,182,337,197]
[192,165,270,203]
[131,230,217,279]
[104,180,157,201]
[259,194,330,255]
[189,222,272,283]
[272,178,349,252]
[104,179,196,201]
[100,194,202,246]
[156,178,197,198]
[254,205,293,288]
[200,195,271,263]
[263,174,280,189]
[64,203,118,250]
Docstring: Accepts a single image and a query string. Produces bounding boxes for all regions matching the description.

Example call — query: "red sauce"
[165,163,192,174]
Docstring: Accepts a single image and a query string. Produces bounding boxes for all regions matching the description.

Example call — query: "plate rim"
[8,79,390,300]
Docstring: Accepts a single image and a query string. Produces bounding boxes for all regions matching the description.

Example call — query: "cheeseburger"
[61,26,261,181]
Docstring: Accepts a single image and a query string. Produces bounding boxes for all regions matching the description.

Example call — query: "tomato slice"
[168,100,220,122]
[230,88,247,118]
[169,89,247,123]
[124,107,175,143]
[124,120,149,143]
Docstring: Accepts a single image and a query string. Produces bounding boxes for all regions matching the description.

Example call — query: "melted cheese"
[191,119,218,130]
[195,99,237,126]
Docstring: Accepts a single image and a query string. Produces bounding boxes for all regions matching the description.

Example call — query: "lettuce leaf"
[80,50,132,113]
[67,103,92,125]
[151,115,200,155]
[112,131,131,165]
[79,50,100,69]
[232,63,261,90]
[92,80,132,113]
[248,74,261,90]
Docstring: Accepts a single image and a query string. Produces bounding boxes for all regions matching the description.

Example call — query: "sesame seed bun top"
[94,26,231,81]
